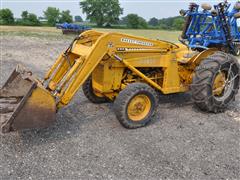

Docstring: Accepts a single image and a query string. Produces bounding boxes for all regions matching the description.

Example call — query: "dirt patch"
[0,35,240,180]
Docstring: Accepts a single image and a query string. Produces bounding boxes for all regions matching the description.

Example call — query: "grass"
[0,25,181,42]
[0,26,72,40]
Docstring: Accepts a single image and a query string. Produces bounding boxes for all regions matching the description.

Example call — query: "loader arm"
[45,31,110,108]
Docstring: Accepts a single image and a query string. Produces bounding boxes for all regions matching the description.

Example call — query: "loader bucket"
[0,66,56,133]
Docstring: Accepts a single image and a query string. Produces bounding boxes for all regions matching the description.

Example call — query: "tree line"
[0,0,184,30]
[0,8,81,26]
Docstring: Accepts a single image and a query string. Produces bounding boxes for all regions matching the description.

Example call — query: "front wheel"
[113,83,158,129]
[191,52,240,113]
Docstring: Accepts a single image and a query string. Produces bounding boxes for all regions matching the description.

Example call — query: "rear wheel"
[113,83,158,129]
[191,52,239,112]
[82,77,108,103]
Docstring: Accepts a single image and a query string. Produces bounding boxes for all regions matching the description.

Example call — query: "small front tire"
[113,83,158,129]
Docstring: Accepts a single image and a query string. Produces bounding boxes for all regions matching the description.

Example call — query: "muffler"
[0,65,56,133]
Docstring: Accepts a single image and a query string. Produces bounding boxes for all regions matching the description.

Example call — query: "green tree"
[125,14,139,28]
[20,11,40,26]
[172,17,185,30]
[59,10,73,23]
[0,9,14,25]
[80,0,123,27]
[124,14,147,29]
[158,16,184,30]
[21,11,28,20]
[75,15,83,22]
[43,7,60,26]
[148,17,158,26]
[27,13,40,25]
[138,17,148,29]
[158,18,174,30]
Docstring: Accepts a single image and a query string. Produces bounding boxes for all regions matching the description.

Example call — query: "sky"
[1,0,238,20]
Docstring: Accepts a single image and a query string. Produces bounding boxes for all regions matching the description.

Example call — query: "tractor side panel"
[92,61,124,94]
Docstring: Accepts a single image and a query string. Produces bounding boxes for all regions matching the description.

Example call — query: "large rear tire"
[113,83,158,129]
[82,77,109,104]
[191,52,240,113]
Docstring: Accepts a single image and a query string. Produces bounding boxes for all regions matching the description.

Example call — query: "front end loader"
[0,29,239,133]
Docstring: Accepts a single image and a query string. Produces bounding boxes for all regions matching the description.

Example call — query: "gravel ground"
[0,35,240,180]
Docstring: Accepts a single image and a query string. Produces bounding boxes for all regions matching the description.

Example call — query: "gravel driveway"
[0,35,239,180]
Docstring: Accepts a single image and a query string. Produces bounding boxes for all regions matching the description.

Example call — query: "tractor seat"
[201,3,212,11]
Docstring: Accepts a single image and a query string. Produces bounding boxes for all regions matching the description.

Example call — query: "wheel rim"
[127,94,151,121]
[213,70,235,101]
[213,71,226,96]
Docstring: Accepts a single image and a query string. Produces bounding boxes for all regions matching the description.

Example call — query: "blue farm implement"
[56,23,91,35]
[180,1,240,55]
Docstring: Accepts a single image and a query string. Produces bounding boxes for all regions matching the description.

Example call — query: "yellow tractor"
[0,30,239,133]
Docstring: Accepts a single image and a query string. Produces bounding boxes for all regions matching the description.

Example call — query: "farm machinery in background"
[180,1,240,55]
[56,22,91,34]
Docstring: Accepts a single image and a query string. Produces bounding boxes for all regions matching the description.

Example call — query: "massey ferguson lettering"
[121,38,153,47]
